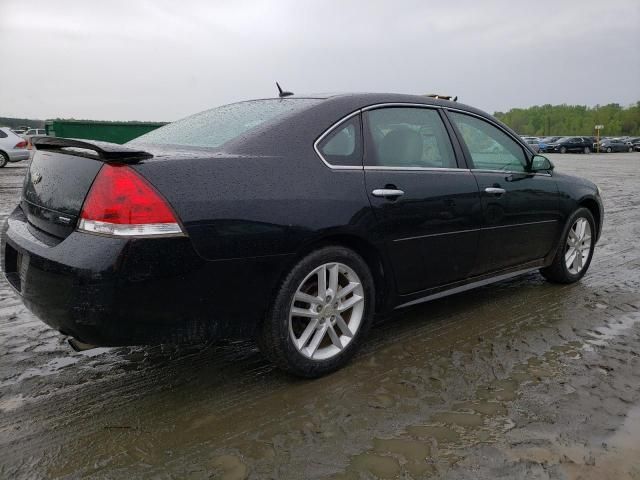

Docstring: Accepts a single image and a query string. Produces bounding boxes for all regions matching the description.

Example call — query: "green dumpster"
[44,119,167,144]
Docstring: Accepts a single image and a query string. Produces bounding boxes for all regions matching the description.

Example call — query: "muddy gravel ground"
[1,153,639,480]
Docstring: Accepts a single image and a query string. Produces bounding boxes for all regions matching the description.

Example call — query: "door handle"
[484,187,506,195]
[372,188,405,198]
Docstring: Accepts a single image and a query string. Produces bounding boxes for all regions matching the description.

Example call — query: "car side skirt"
[395,260,545,309]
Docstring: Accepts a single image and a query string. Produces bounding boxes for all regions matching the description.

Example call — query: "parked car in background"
[24,129,46,136]
[538,136,562,153]
[22,129,47,149]
[0,127,30,167]
[597,138,633,153]
[623,137,640,148]
[546,136,593,154]
[1,93,603,377]
[522,137,540,153]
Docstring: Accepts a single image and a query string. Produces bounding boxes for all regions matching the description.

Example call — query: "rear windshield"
[130,98,321,148]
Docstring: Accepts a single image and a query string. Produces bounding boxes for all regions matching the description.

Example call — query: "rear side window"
[364,107,457,168]
[131,99,321,148]
[317,115,362,167]
[0,130,7,139]
[449,111,527,172]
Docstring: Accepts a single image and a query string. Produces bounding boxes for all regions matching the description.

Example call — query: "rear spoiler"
[32,136,153,163]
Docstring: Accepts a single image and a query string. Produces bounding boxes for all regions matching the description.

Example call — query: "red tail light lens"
[78,164,183,237]
[14,140,28,149]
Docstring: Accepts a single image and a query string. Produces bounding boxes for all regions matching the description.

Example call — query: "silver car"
[0,127,30,167]
[521,136,541,153]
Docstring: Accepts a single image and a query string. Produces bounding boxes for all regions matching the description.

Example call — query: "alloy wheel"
[565,218,592,275]
[289,262,364,360]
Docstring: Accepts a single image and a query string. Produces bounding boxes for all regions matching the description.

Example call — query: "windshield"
[131,98,321,148]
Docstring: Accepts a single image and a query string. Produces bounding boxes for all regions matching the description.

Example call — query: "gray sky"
[1,0,639,121]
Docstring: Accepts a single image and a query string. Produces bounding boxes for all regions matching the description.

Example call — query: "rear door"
[446,110,562,275]
[363,106,481,294]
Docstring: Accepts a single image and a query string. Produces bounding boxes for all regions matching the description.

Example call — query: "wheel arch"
[579,197,602,241]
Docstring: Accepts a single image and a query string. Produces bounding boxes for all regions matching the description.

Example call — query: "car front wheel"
[258,246,375,377]
[560,146,567,154]
[540,208,595,284]
[606,147,612,153]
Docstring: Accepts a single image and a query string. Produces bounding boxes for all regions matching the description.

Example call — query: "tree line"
[494,102,640,137]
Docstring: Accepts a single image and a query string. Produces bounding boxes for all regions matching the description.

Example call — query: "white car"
[0,127,30,167]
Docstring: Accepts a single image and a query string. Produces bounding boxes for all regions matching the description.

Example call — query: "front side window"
[364,107,457,168]
[317,115,362,167]
[449,111,528,172]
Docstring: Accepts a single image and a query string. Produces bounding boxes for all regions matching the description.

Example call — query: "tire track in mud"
[1,155,639,479]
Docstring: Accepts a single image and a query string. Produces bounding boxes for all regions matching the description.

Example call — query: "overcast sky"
[1,0,639,121]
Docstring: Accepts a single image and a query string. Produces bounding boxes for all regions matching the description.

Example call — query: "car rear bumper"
[7,149,30,162]
[2,206,290,346]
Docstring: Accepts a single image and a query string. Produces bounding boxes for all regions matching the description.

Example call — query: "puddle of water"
[584,312,640,347]
[0,356,80,388]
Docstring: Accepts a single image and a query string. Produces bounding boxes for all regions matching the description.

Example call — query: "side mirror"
[530,155,554,172]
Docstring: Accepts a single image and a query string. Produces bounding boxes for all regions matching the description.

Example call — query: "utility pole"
[595,125,604,153]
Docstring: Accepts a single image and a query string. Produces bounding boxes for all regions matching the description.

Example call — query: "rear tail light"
[14,140,28,149]
[78,164,184,237]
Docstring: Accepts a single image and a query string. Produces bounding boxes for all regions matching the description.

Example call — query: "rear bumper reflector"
[78,219,183,237]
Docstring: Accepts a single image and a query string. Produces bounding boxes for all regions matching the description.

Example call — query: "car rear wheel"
[629,147,633,153]
[258,246,375,377]
[0,152,8,168]
[584,147,591,154]
[540,208,595,284]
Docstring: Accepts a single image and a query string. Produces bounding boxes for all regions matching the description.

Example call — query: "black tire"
[584,147,591,154]
[606,147,612,153]
[629,147,633,153]
[559,146,567,154]
[540,207,596,284]
[0,152,8,168]
[258,245,375,378]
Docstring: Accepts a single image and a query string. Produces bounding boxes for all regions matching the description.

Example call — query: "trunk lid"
[22,138,153,239]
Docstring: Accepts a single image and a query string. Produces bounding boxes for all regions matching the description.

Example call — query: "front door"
[363,106,482,294]
[446,110,562,275]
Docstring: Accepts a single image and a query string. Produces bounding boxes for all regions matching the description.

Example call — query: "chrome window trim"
[362,102,443,111]
[472,168,552,177]
[313,110,364,170]
[363,166,470,173]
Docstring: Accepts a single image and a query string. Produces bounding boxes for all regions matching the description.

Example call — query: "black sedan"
[546,136,593,154]
[1,93,603,377]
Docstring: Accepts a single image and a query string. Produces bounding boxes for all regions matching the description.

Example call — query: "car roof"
[260,91,470,110]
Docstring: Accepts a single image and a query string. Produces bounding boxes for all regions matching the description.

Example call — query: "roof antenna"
[276,82,294,98]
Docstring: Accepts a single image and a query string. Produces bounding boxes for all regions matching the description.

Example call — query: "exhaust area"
[67,337,97,352]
